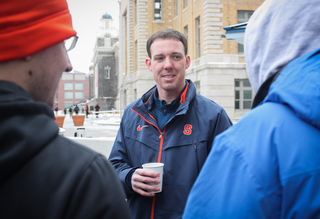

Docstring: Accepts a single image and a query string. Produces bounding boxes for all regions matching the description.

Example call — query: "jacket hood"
[244,0,320,94]
[0,81,59,181]
[263,49,320,129]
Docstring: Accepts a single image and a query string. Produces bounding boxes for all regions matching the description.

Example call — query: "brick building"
[54,71,89,112]
[117,0,264,122]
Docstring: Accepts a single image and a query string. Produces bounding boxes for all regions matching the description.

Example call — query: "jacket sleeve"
[65,155,131,219]
[108,117,139,196]
[207,108,233,153]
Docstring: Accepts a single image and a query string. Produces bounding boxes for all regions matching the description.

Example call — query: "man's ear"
[185,55,191,69]
[146,58,152,71]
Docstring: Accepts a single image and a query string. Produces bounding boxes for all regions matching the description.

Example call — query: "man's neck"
[157,81,186,104]
[157,91,180,104]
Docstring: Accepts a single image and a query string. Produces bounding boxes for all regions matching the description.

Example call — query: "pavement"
[58,112,120,138]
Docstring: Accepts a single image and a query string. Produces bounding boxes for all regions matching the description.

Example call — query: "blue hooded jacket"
[182,42,320,219]
[109,80,232,219]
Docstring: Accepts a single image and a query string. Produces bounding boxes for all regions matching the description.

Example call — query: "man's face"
[146,38,190,100]
[28,42,73,107]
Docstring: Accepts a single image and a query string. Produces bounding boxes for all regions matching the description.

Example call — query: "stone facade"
[90,12,119,110]
[117,0,264,122]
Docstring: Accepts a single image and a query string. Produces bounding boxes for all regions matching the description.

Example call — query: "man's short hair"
[146,29,188,58]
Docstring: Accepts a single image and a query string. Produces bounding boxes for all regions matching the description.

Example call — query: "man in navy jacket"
[109,29,232,219]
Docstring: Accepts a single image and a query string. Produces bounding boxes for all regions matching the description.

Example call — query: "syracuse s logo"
[137,125,149,131]
[183,124,192,135]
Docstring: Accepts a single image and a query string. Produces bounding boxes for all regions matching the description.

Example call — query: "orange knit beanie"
[0,0,76,62]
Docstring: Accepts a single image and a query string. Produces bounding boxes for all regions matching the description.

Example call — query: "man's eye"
[173,55,181,60]
[155,57,163,61]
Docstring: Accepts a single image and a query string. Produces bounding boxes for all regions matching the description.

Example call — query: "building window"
[134,89,137,100]
[64,83,73,90]
[154,0,162,20]
[124,90,127,107]
[135,40,138,71]
[235,79,253,110]
[65,92,73,99]
[184,0,188,9]
[75,92,83,99]
[184,25,188,42]
[62,74,73,80]
[196,17,201,58]
[135,0,138,25]
[98,38,105,47]
[75,83,83,90]
[105,66,111,79]
[55,92,58,99]
[75,75,86,80]
[194,81,200,94]
[65,102,73,108]
[237,11,253,54]
[175,0,178,17]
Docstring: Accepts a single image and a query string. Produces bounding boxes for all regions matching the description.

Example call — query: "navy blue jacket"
[0,81,131,219]
[109,80,232,219]
[183,49,320,218]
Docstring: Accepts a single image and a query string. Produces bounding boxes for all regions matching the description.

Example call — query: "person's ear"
[146,58,152,71]
[185,55,190,69]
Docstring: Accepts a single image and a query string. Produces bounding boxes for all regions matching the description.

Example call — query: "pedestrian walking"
[85,104,89,118]
[94,104,100,118]
[74,104,79,115]
[54,105,58,115]
[69,106,73,118]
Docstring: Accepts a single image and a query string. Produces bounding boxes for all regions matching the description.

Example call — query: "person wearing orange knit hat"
[0,0,131,218]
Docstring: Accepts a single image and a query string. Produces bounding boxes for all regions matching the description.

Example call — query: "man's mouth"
[163,75,174,78]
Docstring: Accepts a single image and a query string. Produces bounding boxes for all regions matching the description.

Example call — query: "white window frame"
[237,10,254,54]
[75,83,83,90]
[154,0,162,20]
[64,92,73,99]
[64,83,73,90]
[184,25,188,42]
[196,17,201,58]
[235,79,253,110]
[105,66,111,79]
[184,0,188,9]
[75,92,83,99]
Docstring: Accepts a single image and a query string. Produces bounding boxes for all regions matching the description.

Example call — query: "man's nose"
[65,55,73,72]
[164,58,173,70]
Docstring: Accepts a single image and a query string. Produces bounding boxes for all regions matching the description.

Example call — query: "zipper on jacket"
[132,108,165,219]
[194,143,200,173]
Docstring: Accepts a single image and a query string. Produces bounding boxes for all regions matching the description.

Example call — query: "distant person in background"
[85,104,89,118]
[95,103,100,118]
[0,0,131,217]
[54,105,58,115]
[63,107,67,115]
[69,106,73,118]
[74,104,79,115]
[183,0,320,218]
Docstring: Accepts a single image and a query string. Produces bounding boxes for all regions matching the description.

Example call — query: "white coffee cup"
[142,162,164,193]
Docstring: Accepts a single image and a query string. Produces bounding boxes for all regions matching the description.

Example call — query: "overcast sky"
[66,0,119,73]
